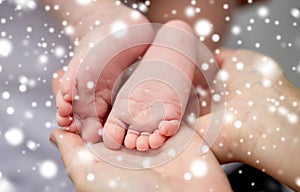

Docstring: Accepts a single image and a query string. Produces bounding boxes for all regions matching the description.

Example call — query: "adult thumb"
[49,129,90,174]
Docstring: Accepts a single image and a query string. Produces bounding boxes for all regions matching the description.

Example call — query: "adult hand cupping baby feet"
[52,55,231,192]
[55,2,152,143]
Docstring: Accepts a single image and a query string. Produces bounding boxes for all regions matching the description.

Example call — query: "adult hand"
[198,49,300,190]
[51,45,232,192]
[49,125,231,192]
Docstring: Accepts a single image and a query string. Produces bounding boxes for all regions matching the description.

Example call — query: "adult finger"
[214,48,234,67]
[50,129,96,177]
[196,113,237,163]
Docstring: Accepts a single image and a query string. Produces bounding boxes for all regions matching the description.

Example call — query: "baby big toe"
[159,120,180,137]
[80,117,102,144]
[103,116,126,150]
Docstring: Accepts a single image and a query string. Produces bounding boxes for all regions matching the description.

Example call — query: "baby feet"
[56,21,153,143]
[103,20,197,151]
[56,20,197,151]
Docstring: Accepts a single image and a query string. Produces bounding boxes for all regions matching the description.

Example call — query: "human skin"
[52,69,232,191]
[43,0,240,150]
[198,49,300,191]
[101,20,198,151]
[49,127,232,192]
[43,0,300,189]
[44,0,153,143]
[46,0,199,151]
[51,48,300,191]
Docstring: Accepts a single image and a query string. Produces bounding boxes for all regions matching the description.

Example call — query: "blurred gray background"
[225,0,300,88]
[0,0,299,191]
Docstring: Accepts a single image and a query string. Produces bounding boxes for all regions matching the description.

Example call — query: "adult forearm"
[240,79,300,190]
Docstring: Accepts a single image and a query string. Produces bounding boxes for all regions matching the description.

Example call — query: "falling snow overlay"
[0,0,299,191]
[0,1,75,191]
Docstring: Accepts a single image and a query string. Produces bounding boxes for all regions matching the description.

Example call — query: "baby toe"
[103,114,127,150]
[60,73,76,102]
[56,113,72,127]
[56,91,72,116]
[136,135,150,151]
[80,117,102,144]
[68,118,81,132]
[124,130,139,149]
[149,131,167,149]
[159,120,180,137]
